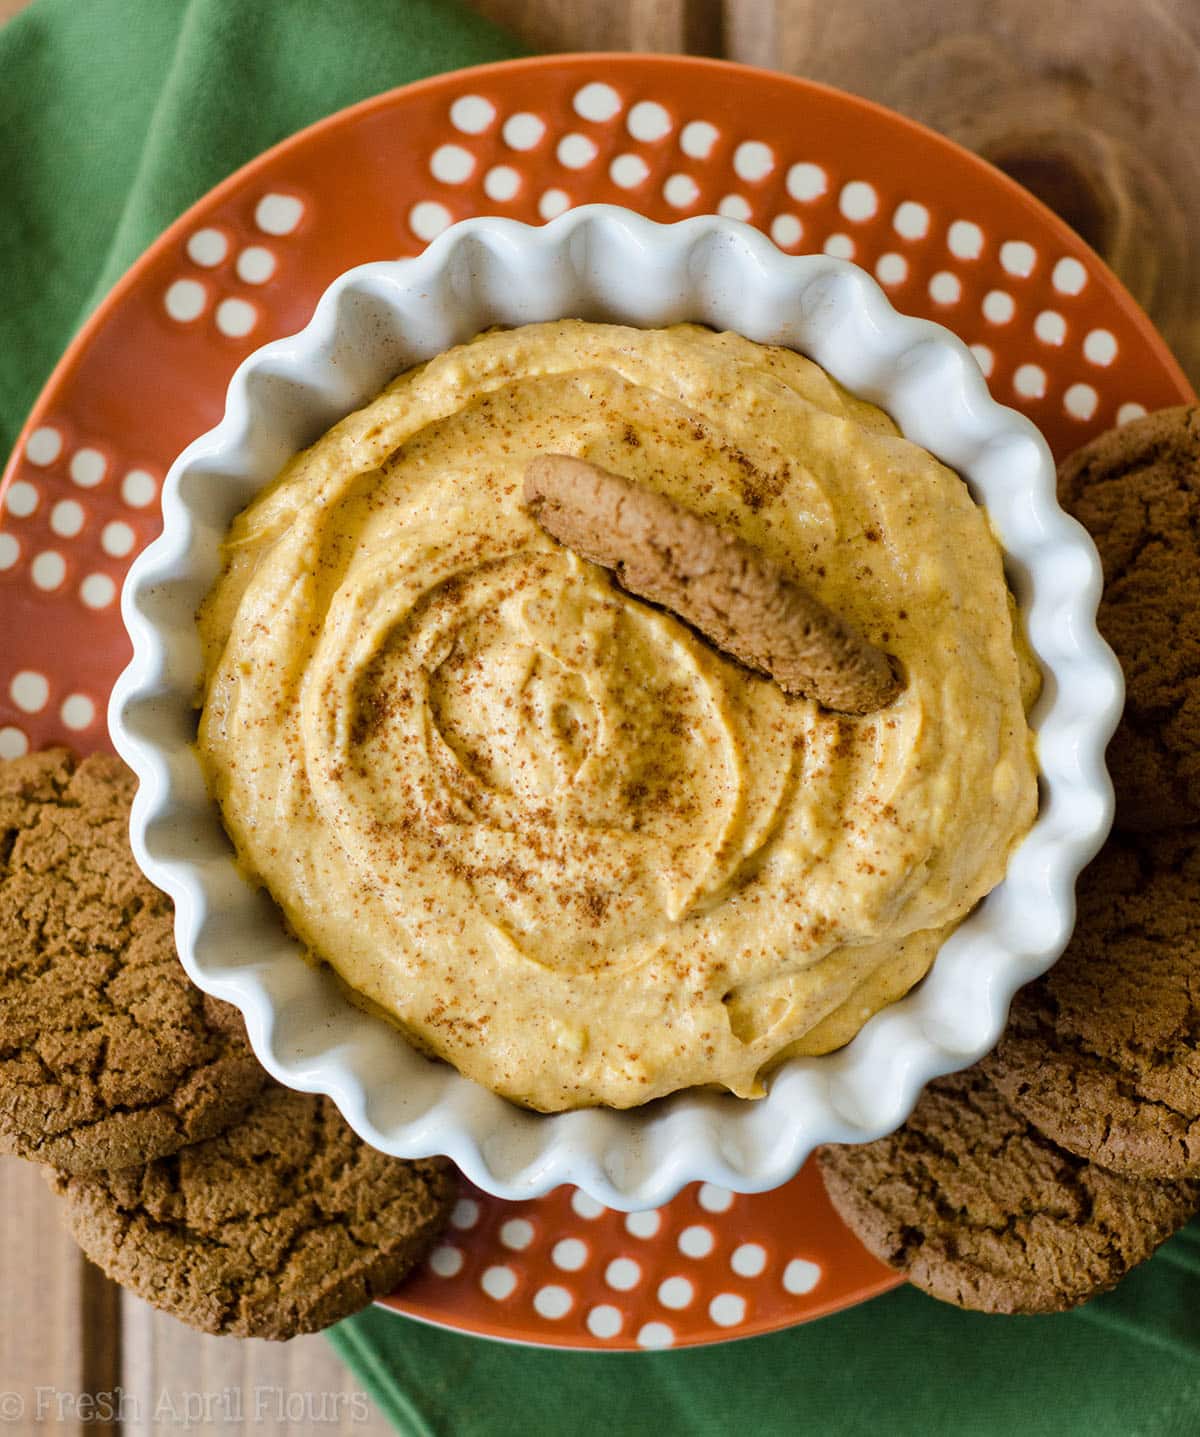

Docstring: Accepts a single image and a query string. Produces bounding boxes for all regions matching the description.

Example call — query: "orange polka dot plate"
[0,55,1191,1350]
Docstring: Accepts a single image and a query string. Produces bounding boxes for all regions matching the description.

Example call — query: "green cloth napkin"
[0,0,523,456]
[331,1224,1200,1436]
[3,2,1199,1431]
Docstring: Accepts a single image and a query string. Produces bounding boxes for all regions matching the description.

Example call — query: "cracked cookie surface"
[1057,404,1200,832]
[51,1084,456,1338]
[817,1068,1199,1313]
[0,748,264,1172]
[984,831,1200,1178]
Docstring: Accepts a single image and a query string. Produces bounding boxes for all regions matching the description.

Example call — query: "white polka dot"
[60,694,95,731]
[0,727,28,759]
[709,1293,747,1327]
[254,193,304,235]
[637,1322,675,1349]
[409,201,453,241]
[216,298,257,338]
[10,671,48,713]
[483,166,521,202]
[624,1210,661,1239]
[0,534,18,570]
[734,141,775,182]
[480,1265,517,1301]
[771,214,803,248]
[81,563,116,603]
[450,95,495,134]
[236,246,276,285]
[1118,402,1148,425]
[982,289,1016,324]
[680,120,719,159]
[47,500,83,540]
[533,1285,572,1319]
[657,1276,694,1310]
[503,113,545,150]
[552,1238,587,1271]
[947,219,984,259]
[25,428,62,466]
[1034,310,1067,345]
[557,133,598,170]
[698,1184,734,1213]
[186,228,228,267]
[1000,240,1037,277]
[970,344,995,377]
[121,470,157,508]
[1052,257,1088,295]
[605,1257,641,1291]
[451,1198,480,1230]
[573,82,621,123]
[678,1224,715,1258]
[539,189,571,220]
[663,174,699,209]
[1013,363,1047,398]
[717,194,751,221]
[430,144,475,184]
[5,481,38,517]
[70,449,107,488]
[928,271,961,305]
[80,573,116,609]
[627,101,672,142]
[1065,383,1099,420]
[587,1304,622,1339]
[31,551,65,590]
[429,1245,463,1277]
[783,1258,821,1294]
[1083,328,1118,366]
[609,153,650,189]
[164,279,206,322]
[499,1218,534,1251]
[875,252,907,286]
[786,162,827,202]
[731,1243,767,1278]
[571,1190,605,1219]
[839,180,878,222]
[893,200,930,240]
[823,234,855,259]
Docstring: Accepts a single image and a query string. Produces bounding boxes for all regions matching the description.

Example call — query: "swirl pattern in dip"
[198,322,1038,1111]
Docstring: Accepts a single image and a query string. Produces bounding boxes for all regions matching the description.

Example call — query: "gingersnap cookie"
[817,1067,1199,1314]
[1057,404,1200,831]
[524,454,901,714]
[984,829,1200,1178]
[52,1084,455,1339]
[0,748,264,1173]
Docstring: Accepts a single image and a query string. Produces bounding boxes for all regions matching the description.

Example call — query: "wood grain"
[0,1157,121,1435]
[468,0,722,54]
[120,1304,388,1437]
[726,0,1200,386]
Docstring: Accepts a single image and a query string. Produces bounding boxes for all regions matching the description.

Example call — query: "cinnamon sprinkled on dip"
[197,322,1038,1111]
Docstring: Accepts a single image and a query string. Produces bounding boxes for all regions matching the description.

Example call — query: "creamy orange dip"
[197,321,1039,1111]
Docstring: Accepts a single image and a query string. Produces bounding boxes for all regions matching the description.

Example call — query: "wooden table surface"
[2,0,1197,1432]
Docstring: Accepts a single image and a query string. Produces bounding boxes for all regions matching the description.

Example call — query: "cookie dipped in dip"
[197,321,1039,1111]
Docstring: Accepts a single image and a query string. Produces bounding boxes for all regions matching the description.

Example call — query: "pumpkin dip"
[197,321,1039,1111]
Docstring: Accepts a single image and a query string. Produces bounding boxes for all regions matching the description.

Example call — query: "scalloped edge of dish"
[109,205,1121,1209]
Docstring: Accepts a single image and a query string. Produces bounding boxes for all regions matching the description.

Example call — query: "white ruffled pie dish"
[109,205,1121,1210]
